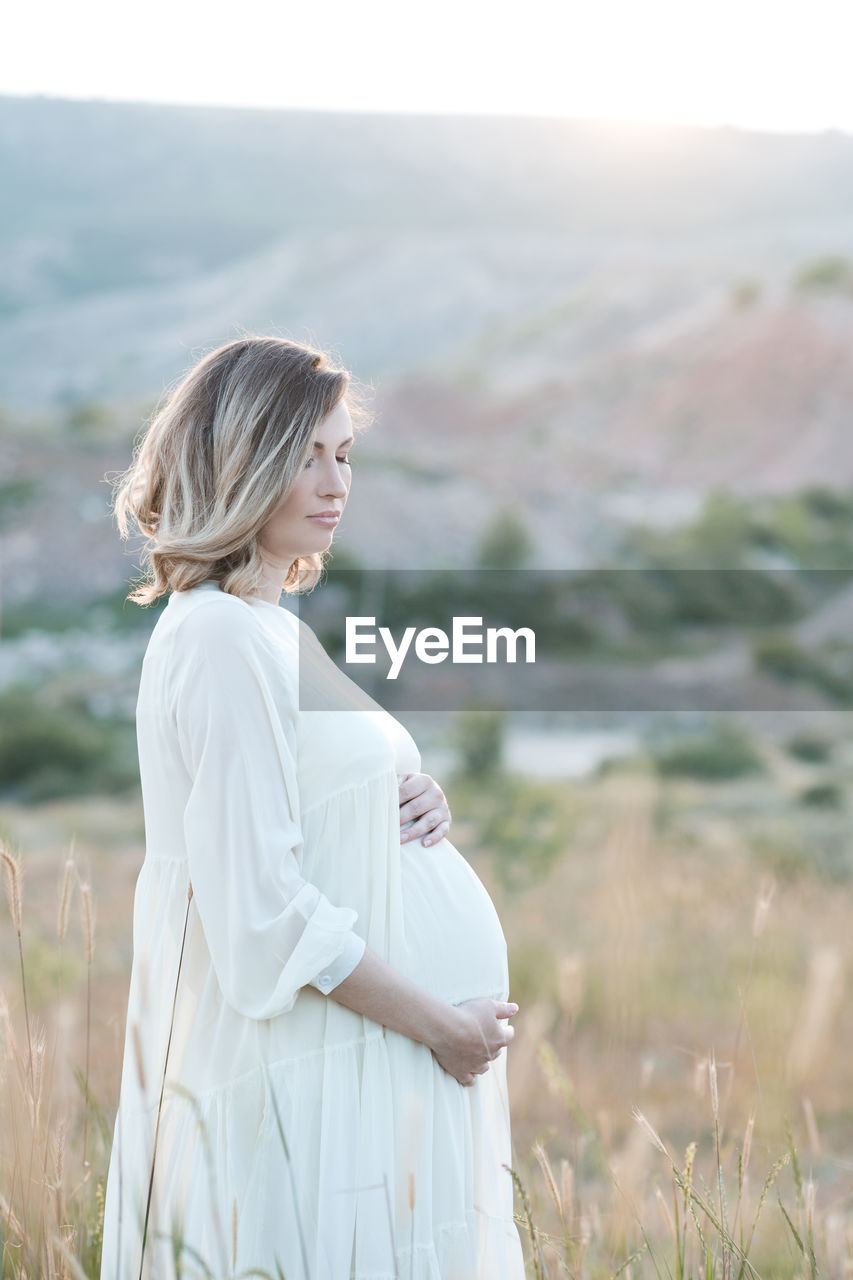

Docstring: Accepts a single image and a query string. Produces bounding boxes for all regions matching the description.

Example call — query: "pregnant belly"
[398,826,509,1005]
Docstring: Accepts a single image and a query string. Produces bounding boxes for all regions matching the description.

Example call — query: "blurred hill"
[3,95,853,599]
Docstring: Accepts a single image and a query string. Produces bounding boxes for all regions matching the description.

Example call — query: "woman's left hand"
[398,772,451,847]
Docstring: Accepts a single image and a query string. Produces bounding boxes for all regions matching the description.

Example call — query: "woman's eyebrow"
[313,436,355,450]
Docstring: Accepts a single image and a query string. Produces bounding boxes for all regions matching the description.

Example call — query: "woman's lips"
[307,514,340,527]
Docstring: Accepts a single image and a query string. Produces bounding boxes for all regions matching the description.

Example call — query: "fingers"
[398,773,451,847]
[495,1002,519,1019]
[488,1030,512,1059]
[397,772,433,808]
[396,771,419,796]
[400,814,451,848]
[420,819,450,847]
[486,1027,513,1061]
[400,808,444,842]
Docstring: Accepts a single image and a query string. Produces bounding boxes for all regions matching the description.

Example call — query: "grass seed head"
[655,1184,676,1240]
[709,1055,719,1119]
[742,1113,755,1178]
[1,841,23,935]
[79,881,95,963]
[632,1107,670,1159]
[559,1158,574,1230]
[57,852,76,943]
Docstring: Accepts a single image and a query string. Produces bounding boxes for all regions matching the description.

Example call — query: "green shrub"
[476,774,564,889]
[0,475,37,531]
[793,253,853,293]
[645,566,798,628]
[65,400,117,438]
[755,634,853,705]
[0,685,138,802]
[652,718,763,781]
[786,732,833,763]
[476,505,535,570]
[798,782,843,809]
[453,707,506,780]
[627,485,853,573]
[754,634,818,681]
[0,585,166,638]
[731,277,762,307]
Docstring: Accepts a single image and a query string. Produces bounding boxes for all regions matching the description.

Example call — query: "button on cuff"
[307,933,366,995]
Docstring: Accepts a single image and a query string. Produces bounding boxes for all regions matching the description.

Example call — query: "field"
[4,90,853,1279]
[2,718,852,1278]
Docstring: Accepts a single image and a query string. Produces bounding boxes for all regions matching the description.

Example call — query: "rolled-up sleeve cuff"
[307,933,366,995]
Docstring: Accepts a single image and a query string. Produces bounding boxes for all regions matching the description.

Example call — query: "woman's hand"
[398,772,451,847]
[428,997,518,1087]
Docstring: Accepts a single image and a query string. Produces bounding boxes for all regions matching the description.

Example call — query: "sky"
[3,0,851,135]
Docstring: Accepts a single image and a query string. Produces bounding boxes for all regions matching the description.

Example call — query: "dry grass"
[1,757,853,1277]
[0,832,106,1278]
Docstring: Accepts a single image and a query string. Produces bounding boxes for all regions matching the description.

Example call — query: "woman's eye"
[303,454,352,470]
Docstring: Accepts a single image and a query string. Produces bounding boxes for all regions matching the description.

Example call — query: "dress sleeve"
[307,932,366,994]
[171,603,364,1019]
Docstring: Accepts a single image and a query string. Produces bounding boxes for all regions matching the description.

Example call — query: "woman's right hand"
[327,947,518,1086]
[429,997,518,1086]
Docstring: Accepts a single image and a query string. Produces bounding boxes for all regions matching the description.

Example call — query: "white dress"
[100,580,524,1280]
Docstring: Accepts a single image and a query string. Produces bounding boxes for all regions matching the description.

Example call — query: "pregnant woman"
[102,335,525,1279]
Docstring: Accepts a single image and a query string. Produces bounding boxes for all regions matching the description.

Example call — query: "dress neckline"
[174,580,296,617]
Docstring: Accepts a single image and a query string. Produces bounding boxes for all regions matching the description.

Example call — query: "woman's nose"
[323,466,349,498]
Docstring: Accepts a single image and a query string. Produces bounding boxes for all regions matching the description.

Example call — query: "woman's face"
[258,399,354,571]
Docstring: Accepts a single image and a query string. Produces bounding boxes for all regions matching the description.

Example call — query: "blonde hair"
[111,335,373,606]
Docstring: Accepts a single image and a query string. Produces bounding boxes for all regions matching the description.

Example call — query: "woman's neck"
[252,557,292,604]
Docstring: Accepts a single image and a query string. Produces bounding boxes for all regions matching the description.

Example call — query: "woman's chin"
[296,530,336,557]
